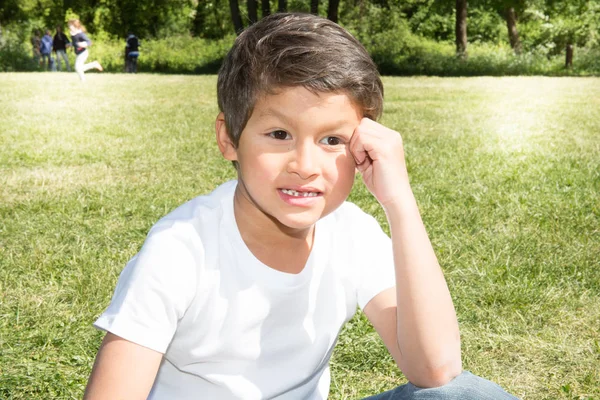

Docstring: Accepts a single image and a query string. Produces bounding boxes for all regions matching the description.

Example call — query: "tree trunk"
[278,0,287,12]
[565,44,574,68]
[311,0,319,15]
[247,0,258,25]
[327,0,340,23]
[505,7,522,54]
[455,0,467,57]
[192,0,206,36]
[229,0,244,34]
[262,0,270,17]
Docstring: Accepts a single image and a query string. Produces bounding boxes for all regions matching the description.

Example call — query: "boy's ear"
[215,112,238,161]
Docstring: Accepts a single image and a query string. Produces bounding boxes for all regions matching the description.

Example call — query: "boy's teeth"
[282,189,318,197]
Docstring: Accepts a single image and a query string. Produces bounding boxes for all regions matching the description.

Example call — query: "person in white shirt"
[84,12,518,400]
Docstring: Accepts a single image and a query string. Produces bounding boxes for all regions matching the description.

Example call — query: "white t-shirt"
[94,180,395,399]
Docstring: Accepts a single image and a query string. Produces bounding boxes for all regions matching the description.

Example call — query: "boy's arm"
[77,34,92,48]
[351,118,462,388]
[83,332,162,400]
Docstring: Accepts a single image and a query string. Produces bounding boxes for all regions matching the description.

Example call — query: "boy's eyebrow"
[258,107,290,120]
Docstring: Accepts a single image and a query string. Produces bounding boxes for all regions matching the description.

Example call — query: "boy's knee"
[411,371,518,400]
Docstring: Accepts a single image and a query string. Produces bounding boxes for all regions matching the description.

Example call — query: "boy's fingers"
[350,119,372,163]
[355,155,372,173]
[350,118,380,164]
[349,127,363,164]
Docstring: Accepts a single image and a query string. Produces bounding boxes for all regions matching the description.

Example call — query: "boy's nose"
[287,142,319,179]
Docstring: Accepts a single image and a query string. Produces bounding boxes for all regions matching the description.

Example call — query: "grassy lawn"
[0,72,598,399]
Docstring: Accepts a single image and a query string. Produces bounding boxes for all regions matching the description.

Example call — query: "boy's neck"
[232,188,315,275]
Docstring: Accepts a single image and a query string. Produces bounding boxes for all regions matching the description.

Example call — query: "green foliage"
[516,2,600,56]
[88,34,234,74]
[0,0,25,24]
[64,8,80,23]
[468,6,505,44]
[2,25,600,76]
[0,22,41,72]
[0,26,234,74]
[357,21,598,76]
[3,0,600,76]
[139,34,234,73]
[192,0,232,38]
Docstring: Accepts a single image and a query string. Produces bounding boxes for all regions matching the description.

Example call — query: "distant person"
[124,32,140,73]
[53,25,71,72]
[67,19,103,82]
[31,30,41,66]
[40,30,54,70]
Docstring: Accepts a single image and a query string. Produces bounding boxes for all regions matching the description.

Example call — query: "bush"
[75,33,234,74]
[363,28,599,76]
[85,34,234,74]
[1,24,599,76]
[0,24,40,72]
[0,29,233,74]
[140,35,234,74]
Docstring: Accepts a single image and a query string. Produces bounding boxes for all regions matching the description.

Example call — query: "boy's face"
[217,87,360,233]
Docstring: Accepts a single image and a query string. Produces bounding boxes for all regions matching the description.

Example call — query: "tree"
[247,0,258,25]
[229,0,243,33]
[0,0,24,26]
[262,0,270,17]
[455,0,468,56]
[192,0,230,38]
[278,0,287,12]
[311,0,319,15]
[192,0,207,36]
[328,0,340,22]
[477,0,525,54]
[504,6,522,53]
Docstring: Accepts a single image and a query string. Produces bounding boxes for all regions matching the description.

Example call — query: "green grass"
[0,72,599,399]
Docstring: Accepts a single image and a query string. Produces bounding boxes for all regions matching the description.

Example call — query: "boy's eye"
[320,136,343,146]
[269,130,290,140]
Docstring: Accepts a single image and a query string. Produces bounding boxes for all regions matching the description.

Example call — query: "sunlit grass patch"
[1,73,599,399]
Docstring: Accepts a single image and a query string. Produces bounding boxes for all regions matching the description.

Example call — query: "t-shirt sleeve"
[79,33,91,45]
[94,228,199,353]
[350,208,396,310]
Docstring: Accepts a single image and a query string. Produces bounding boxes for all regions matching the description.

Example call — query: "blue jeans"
[40,53,53,70]
[362,371,519,400]
[55,49,71,71]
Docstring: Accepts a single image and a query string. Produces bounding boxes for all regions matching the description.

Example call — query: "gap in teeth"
[282,189,318,197]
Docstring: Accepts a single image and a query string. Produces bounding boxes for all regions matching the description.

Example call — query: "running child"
[67,19,102,81]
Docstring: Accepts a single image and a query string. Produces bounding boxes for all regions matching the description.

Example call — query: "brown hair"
[67,19,86,33]
[217,12,384,147]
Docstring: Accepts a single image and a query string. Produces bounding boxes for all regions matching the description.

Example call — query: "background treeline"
[1,0,600,75]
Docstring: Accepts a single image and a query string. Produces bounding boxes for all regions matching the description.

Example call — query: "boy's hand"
[350,118,410,207]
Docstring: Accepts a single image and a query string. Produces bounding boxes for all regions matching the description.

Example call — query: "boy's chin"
[271,211,323,232]
[274,207,336,232]
[276,217,318,232]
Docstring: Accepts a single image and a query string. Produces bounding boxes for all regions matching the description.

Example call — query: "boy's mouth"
[280,189,321,197]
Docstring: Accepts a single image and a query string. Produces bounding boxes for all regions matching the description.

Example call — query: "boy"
[84,13,517,399]
[53,25,71,72]
[40,29,54,70]
[125,32,140,73]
